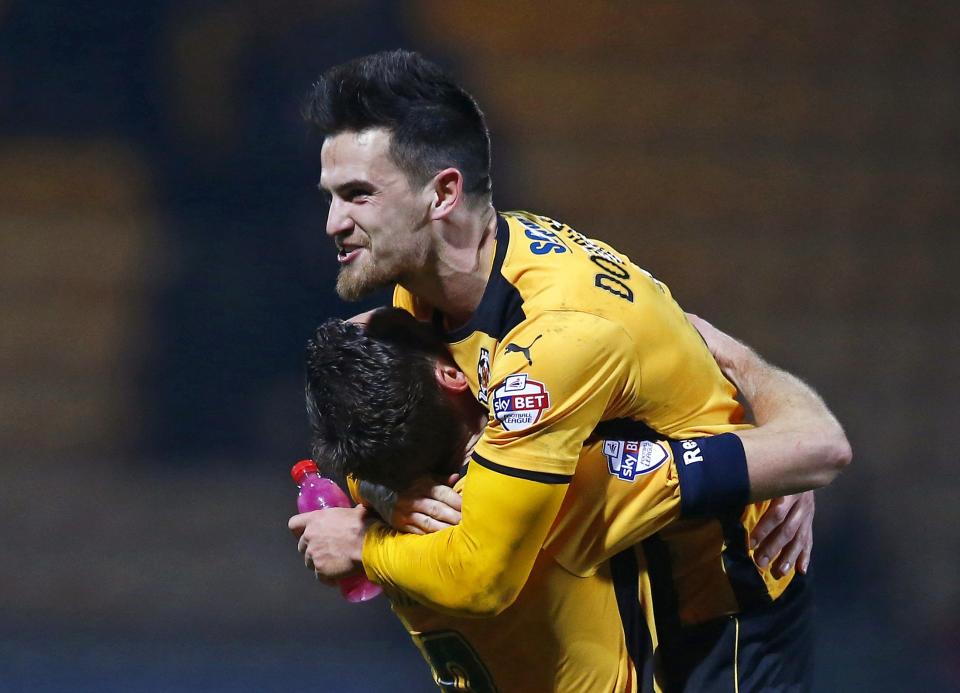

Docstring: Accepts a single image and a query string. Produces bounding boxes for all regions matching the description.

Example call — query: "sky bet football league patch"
[602,439,668,482]
[492,374,551,431]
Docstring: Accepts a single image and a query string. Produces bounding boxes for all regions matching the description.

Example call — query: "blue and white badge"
[602,440,667,482]
[492,374,551,431]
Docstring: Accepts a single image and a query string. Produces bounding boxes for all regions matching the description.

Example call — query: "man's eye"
[346,189,369,202]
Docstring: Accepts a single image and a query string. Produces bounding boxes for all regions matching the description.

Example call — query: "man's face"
[319,128,431,300]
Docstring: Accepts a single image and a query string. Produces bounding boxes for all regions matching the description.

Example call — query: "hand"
[751,491,815,577]
[288,506,369,580]
[363,474,462,534]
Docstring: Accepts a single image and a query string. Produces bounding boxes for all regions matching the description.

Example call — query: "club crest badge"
[602,440,667,482]
[477,348,491,404]
[492,374,551,431]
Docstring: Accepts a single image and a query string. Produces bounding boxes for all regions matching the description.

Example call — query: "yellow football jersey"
[363,211,795,689]
[381,445,655,693]
[362,432,711,692]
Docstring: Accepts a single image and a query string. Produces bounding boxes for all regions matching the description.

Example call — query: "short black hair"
[304,49,492,199]
[305,310,465,491]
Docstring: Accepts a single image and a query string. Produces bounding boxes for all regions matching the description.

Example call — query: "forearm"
[362,462,566,616]
[726,343,852,499]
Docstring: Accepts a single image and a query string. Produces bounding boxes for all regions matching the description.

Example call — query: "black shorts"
[656,576,814,692]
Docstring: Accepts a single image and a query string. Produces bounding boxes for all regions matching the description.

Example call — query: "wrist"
[359,519,387,582]
[349,506,373,563]
[672,433,750,517]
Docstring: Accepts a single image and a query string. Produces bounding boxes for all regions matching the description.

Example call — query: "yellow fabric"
[381,443,686,692]
[544,439,681,576]
[395,557,636,693]
[372,211,796,688]
[345,475,363,505]
[363,461,567,617]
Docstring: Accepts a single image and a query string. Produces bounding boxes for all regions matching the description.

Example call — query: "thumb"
[288,512,310,535]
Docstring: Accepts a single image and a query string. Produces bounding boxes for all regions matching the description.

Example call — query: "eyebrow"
[317,178,374,196]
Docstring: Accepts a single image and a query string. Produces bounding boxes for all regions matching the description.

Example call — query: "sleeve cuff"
[671,432,750,517]
[360,521,389,584]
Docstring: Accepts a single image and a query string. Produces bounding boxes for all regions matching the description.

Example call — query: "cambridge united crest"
[477,348,491,404]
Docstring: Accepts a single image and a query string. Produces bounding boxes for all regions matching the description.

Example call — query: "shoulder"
[496,309,633,363]
[498,211,669,322]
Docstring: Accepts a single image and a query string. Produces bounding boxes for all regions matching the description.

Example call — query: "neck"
[463,412,486,457]
[399,205,498,328]
[448,389,488,468]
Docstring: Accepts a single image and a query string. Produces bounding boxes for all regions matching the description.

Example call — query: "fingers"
[753,492,815,578]
[797,539,813,575]
[431,483,463,513]
[772,500,813,577]
[771,534,804,579]
[394,496,462,528]
[794,492,815,574]
[752,496,805,570]
[298,534,314,570]
[288,512,310,535]
[405,511,457,534]
[750,495,791,552]
[420,494,462,524]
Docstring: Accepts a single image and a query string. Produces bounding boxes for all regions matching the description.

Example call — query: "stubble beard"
[335,257,396,301]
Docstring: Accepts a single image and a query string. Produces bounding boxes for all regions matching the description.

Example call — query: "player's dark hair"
[304,49,492,200]
[305,310,466,491]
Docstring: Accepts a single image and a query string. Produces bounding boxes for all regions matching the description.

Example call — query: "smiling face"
[319,128,433,300]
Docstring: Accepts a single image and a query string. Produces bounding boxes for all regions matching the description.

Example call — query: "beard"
[335,254,396,301]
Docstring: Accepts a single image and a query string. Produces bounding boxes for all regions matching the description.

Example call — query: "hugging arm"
[690,314,852,575]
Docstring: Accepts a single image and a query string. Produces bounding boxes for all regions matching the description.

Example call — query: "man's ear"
[429,168,464,221]
[435,362,469,394]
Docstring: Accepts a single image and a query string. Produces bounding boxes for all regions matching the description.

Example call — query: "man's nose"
[326,197,353,238]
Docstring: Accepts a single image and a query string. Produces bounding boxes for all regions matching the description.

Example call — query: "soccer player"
[296,309,848,692]
[290,50,851,689]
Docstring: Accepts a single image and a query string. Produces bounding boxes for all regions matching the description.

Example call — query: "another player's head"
[304,50,492,300]
[305,309,477,491]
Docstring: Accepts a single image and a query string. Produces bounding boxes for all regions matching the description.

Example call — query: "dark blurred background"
[1,1,957,691]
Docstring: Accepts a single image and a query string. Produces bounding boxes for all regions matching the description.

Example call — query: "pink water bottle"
[291,459,382,602]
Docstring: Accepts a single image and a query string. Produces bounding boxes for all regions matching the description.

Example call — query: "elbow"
[459,584,522,618]
[834,434,853,471]
[825,426,853,476]
[448,567,523,618]
[809,428,853,489]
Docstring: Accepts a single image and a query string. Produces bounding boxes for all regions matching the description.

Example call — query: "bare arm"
[689,315,852,499]
[690,314,852,576]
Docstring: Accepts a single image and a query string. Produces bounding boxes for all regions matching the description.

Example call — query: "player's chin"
[335,265,390,302]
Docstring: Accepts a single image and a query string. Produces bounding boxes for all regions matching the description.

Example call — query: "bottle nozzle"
[291,459,319,484]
